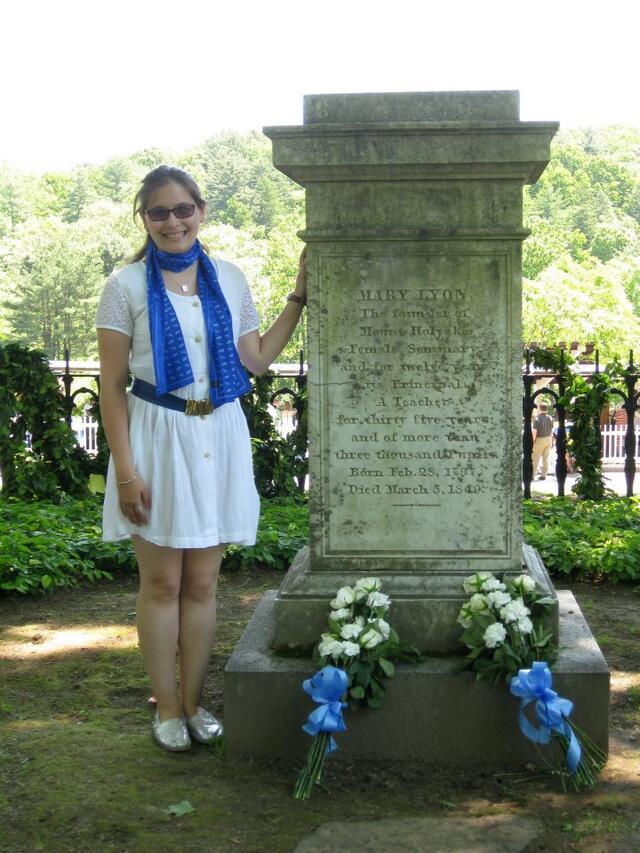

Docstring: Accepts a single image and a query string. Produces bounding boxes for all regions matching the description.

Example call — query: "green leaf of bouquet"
[367,695,384,709]
[378,658,395,678]
[350,685,365,699]
[163,801,195,817]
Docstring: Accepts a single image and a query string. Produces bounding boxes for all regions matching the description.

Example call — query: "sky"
[2,0,639,173]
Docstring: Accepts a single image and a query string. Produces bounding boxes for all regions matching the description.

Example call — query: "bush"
[524,496,640,582]
[0,494,133,593]
[224,497,308,571]
[0,494,309,594]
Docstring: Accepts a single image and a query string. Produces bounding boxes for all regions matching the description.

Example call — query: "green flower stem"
[293,733,330,800]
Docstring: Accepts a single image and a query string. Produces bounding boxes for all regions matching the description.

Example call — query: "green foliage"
[523,497,640,582]
[223,497,308,571]
[529,347,626,501]
[241,372,307,499]
[0,494,309,594]
[458,572,557,685]
[523,258,640,359]
[0,342,91,501]
[0,494,132,593]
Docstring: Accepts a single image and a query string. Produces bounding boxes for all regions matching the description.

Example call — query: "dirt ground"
[1,569,639,852]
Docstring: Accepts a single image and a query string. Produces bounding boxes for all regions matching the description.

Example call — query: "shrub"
[224,497,308,571]
[524,496,640,582]
[0,494,309,594]
[0,494,133,593]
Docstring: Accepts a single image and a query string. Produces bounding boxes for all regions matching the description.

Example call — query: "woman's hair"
[129,165,206,262]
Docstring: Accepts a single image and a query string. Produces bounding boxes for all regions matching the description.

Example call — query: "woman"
[96,165,306,751]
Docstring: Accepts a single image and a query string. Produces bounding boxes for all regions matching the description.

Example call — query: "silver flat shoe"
[186,708,224,743]
[152,714,191,752]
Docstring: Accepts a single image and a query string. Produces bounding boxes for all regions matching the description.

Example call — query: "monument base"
[224,590,608,765]
[271,544,558,655]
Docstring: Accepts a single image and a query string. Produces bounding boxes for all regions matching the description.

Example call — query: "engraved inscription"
[320,254,512,555]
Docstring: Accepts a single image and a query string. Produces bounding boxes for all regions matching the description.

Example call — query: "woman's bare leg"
[133,536,183,722]
[179,544,225,718]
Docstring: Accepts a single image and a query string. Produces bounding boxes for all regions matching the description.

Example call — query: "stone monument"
[225,92,609,764]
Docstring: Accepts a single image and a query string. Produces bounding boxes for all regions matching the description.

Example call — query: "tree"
[3,217,109,358]
[523,257,640,358]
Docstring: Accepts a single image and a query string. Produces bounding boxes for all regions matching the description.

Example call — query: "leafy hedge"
[524,497,640,582]
[0,495,309,595]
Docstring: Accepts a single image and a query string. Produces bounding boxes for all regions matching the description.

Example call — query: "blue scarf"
[146,240,252,405]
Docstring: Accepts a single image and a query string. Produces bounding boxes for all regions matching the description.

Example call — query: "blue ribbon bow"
[510,661,581,774]
[302,666,348,753]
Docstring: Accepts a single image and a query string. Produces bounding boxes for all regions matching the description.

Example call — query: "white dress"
[95,258,260,548]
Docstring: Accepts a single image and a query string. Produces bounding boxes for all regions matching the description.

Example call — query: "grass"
[1,570,639,852]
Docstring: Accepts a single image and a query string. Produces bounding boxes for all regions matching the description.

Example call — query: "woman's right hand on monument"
[118,476,152,525]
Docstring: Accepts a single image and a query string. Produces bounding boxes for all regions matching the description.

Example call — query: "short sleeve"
[238,283,260,337]
[96,274,133,336]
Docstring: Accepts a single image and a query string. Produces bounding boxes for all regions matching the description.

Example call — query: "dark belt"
[131,378,214,416]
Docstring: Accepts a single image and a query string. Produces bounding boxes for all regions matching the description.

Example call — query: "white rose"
[367,591,391,610]
[516,616,534,635]
[340,621,365,640]
[468,593,489,612]
[487,590,512,610]
[481,577,507,593]
[342,641,361,657]
[355,577,382,594]
[512,574,536,593]
[360,628,383,649]
[329,607,351,621]
[484,622,507,649]
[318,634,345,659]
[500,598,530,624]
[330,586,356,609]
[462,572,493,594]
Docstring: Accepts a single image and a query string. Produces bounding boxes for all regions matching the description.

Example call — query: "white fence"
[600,424,640,464]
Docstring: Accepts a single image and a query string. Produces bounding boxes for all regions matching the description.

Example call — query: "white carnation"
[516,616,534,635]
[512,574,536,593]
[318,634,344,659]
[487,590,512,610]
[457,604,474,628]
[370,618,390,640]
[354,577,382,594]
[481,577,507,593]
[342,641,361,657]
[360,628,383,649]
[500,597,530,624]
[462,572,493,594]
[331,586,356,609]
[484,622,507,648]
[367,591,391,611]
[468,593,489,612]
[329,607,351,621]
[340,621,365,640]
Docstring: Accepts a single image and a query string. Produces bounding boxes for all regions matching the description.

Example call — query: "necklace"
[163,266,197,294]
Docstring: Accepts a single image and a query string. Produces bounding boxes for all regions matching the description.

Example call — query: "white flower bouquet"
[457,571,557,683]
[312,577,422,709]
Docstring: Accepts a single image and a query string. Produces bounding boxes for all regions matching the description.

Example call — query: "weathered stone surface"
[224,590,609,762]
[263,92,559,654]
[294,814,542,853]
[273,544,558,654]
[303,90,521,123]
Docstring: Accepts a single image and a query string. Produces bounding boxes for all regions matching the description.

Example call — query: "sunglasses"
[145,203,196,222]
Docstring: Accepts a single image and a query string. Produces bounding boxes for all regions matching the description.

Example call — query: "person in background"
[531,402,554,480]
[96,166,306,752]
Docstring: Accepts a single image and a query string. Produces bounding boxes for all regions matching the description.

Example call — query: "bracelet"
[116,473,138,486]
[287,293,306,307]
